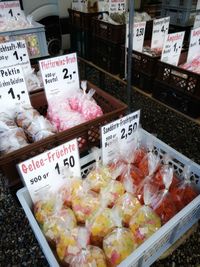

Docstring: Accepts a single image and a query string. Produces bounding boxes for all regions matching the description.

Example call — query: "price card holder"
[0,40,31,74]
[101,110,140,165]
[187,27,200,63]
[151,17,170,51]
[161,31,185,66]
[39,53,80,103]
[18,139,81,203]
[109,0,126,14]
[0,65,30,112]
[0,1,24,18]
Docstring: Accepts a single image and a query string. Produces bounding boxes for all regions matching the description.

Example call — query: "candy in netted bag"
[86,197,115,246]
[72,180,100,224]
[64,227,107,267]
[170,166,198,211]
[153,154,180,190]
[129,184,161,246]
[85,147,112,192]
[151,166,177,224]
[43,208,77,244]
[113,174,141,226]
[103,209,136,266]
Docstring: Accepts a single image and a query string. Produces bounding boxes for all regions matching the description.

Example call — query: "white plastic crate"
[161,7,198,26]
[0,21,48,59]
[17,128,200,267]
[162,0,198,10]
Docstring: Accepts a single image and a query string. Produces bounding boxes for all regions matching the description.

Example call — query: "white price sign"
[151,17,170,50]
[0,40,31,73]
[187,27,200,63]
[18,139,81,203]
[197,0,200,10]
[0,1,24,18]
[194,14,200,29]
[126,22,146,52]
[0,65,30,112]
[101,110,140,165]
[109,0,126,14]
[39,53,80,103]
[161,31,185,66]
[72,0,80,10]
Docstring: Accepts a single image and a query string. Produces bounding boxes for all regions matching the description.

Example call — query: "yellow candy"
[86,166,112,192]
[103,228,136,266]
[113,192,141,226]
[100,180,125,207]
[34,197,56,226]
[129,205,161,246]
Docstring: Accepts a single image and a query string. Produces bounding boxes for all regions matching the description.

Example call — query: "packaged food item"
[131,132,147,167]
[138,150,160,178]
[103,210,136,266]
[25,68,41,92]
[86,199,115,246]
[129,184,161,245]
[85,147,112,192]
[43,208,77,244]
[151,167,177,224]
[170,166,198,211]
[72,181,100,223]
[0,128,28,154]
[0,112,17,133]
[63,227,107,267]
[15,105,40,129]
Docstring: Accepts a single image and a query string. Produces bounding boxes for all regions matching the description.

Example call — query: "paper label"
[187,27,200,63]
[126,22,146,52]
[0,65,30,112]
[194,14,200,29]
[101,110,140,165]
[39,53,80,103]
[109,0,126,14]
[0,40,31,74]
[197,0,200,10]
[0,1,24,18]
[18,139,81,203]
[72,0,88,12]
[151,17,170,50]
[161,31,185,66]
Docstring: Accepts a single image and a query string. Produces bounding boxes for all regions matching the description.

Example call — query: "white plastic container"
[17,128,200,267]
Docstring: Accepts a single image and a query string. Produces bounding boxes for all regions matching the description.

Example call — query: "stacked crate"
[161,0,200,26]
[68,9,101,60]
[91,17,126,74]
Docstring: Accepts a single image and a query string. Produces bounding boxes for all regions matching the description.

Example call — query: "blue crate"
[161,7,197,26]
[0,21,48,59]
[162,0,198,10]
[17,128,200,267]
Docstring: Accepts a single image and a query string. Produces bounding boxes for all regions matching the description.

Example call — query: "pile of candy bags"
[181,56,200,74]
[34,135,198,266]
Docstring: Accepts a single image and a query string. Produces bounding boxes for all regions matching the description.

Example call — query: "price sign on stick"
[151,17,170,51]
[39,53,80,102]
[109,0,126,14]
[0,40,31,73]
[18,139,81,203]
[161,31,185,66]
[0,65,30,112]
[126,22,146,52]
[187,27,200,63]
[101,110,140,165]
[0,1,24,18]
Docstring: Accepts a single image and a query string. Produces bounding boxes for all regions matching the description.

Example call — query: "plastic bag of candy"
[103,209,136,266]
[170,166,198,211]
[129,184,161,246]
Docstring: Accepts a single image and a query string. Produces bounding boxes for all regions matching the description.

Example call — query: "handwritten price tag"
[109,0,126,14]
[161,31,185,66]
[187,27,200,63]
[194,14,200,29]
[18,139,81,203]
[0,1,24,18]
[151,17,170,50]
[39,53,80,102]
[126,22,146,52]
[101,110,140,165]
[0,65,30,112]
[0,40,31,73]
